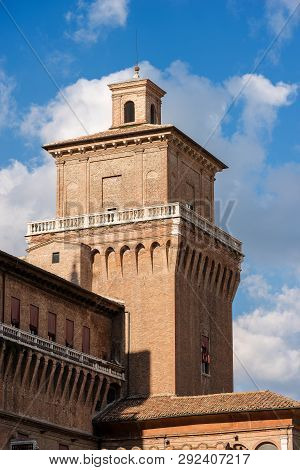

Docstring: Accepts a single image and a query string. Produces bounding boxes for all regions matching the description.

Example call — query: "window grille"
[10,439,38,450]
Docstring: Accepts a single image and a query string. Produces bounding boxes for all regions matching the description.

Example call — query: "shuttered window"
[48,312,56,341]
[11,297,20,328]
[65,319,74,348]
[30,305,39,335]
[82,326,90,354]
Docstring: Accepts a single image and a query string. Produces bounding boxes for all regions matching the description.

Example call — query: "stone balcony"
[26,202,242,254]
[0,322,124,381]
[0,322,125,429]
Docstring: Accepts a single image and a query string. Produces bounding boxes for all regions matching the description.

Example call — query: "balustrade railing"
[0,322,124,380]
[27,203,242,253]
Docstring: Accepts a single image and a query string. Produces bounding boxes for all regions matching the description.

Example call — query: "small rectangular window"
[30,305,39,335]
[10,439,38,450]
[52,252,60,264]
[65,319,74,348]
[11,297,20,328]
[82,326,90,354]
[48,312,57,342]
[201,335,210,375]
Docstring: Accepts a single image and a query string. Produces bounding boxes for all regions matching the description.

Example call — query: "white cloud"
[242,274,271,299]
[21,67,132,143]
[263,0,300,61]
[0,68,16,130]
[226,74,297,136]
[0,157,55,254]
[266,0,300,36]
[234,284,300,397]
[66,0,129,43]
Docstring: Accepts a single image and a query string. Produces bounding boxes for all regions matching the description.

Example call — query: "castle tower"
[26,68,243,397]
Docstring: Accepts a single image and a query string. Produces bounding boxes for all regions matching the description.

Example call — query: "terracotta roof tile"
[42,124,227,170]
[95,391,300,423]
[43,124,171,148]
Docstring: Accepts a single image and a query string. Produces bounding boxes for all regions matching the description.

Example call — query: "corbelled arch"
[120,245,131,277]
[105,247,116,280]
[150,241,162,273]
[135,243,147,274]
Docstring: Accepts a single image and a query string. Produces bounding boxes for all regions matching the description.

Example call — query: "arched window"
[150,104,156,124]
[124,101,135,123]
[256,442,278,450]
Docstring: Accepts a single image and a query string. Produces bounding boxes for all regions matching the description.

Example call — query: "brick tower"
[26,67,243,397]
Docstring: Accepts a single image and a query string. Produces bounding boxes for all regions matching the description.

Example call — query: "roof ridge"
[168,390,269,399]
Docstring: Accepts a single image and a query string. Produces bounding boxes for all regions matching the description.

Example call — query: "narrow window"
[201,335,210,375]
[30,305,39,335]
[65,319,74,348]
[48,312,57,342]
[11,297,20,328]
[52,252,60,264]
[124,101,135,123]
[82,326,90,354]
[150,104,156,124]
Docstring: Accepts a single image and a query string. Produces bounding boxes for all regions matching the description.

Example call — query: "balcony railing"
[0,322,125,381]
[26,202,242,254]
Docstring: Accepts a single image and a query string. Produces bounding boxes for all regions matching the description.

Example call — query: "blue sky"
[0,0,300,397]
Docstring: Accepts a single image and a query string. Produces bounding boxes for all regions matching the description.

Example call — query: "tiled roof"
[43,124,172,148]
[95,391,300,423]
[42,124,227,170]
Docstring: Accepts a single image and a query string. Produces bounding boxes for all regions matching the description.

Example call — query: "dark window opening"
[124,101,135,123]
[52,252,60,264]
[150,104,157,124]
[48,312,57,342]
[65,319,74,348]
[201,335,210,375]
[82,326,90,354]
[11,297,20,328]
[30,304,39,335]
[107,384,121,404]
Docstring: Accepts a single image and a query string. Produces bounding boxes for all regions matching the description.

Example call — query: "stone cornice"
[43,126,227,174]
[108,78,166,98]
